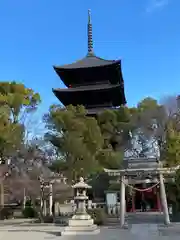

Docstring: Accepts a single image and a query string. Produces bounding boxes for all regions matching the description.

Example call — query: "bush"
[43,215,54,223]
[0,207,13,220]
[22,206,37,218]
[87,208,106,225]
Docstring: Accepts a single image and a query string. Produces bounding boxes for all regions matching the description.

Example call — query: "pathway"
[0,214,180,240]
[0,224,179,239]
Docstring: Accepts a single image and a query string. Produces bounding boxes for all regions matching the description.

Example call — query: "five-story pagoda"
[53,10,126,115]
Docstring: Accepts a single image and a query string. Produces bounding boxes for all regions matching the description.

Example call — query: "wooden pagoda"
[52,10,126,115]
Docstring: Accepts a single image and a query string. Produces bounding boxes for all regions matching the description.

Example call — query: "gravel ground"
[0,224,180,240]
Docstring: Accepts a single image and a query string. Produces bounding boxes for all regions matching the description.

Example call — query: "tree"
[127,97,167,157]
[135,96,180,212]
[44,105,105,180]
[136,96,180,159]
[96,106,140,166]
[0,105,22,161]
[163,123,180,212]
[3,142,55,222]
[45,104,126,179]
[160,97,180,211]
[0,82,41,160]
[0,81,42,215]
[0,82,40,122]
[163,123,180,167]
[97,107,133,150]
[166,169,180,212]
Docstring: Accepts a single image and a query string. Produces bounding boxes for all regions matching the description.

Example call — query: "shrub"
[87,208,106,225]
[0,207,13,220]
[43,215,54,223]
[22,206,37,218]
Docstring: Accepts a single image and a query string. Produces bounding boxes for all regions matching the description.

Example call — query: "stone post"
[120,175,126,227]
[117,202,120,215]
[156,187,161,212]
[49,183,53,216]
[88,200,92,209]
[23,188,26,209]
[107,205,111,215]
[112,205,116,215]
[0,183,4,208]
[132,193,135,212]
[159,171,170,225]
[43,200,47,216]
[54,202,59,216]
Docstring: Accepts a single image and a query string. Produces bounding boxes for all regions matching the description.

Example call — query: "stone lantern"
[73,177,91,217]
[61,177,100,235]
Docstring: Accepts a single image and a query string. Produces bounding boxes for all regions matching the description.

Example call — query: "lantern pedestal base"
[61,214,100,235]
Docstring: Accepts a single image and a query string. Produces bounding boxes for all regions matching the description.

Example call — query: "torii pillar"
[159,171,170,225]
[120,175,126,227]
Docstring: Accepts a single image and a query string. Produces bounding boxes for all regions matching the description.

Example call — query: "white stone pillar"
[0,183,4,208]
[40,198,43,209]
[54,202,59,216]
[120,175,126,227]
[159,172,170,225]
[107,205,111,215]
[71,200,76,213]
[117,202,120,215]
[88,200,92,209]
[112,205,116,215]
[49,183,53,216]
[43,200,47,216]
[23,188,26,209]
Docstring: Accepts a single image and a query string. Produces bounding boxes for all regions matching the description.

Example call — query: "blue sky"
[0,0,180,116]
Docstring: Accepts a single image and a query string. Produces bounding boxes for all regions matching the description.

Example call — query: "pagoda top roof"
[54,10,120,71]
[53,54,120,70]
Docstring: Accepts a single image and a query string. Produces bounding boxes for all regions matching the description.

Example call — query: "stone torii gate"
[104,157,180,227]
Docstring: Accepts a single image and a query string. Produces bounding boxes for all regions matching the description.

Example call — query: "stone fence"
[54,200,121,216]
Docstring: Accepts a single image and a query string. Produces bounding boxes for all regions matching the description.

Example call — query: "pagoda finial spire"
[87,9,94,56]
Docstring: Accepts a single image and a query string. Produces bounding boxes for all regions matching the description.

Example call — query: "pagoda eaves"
[53,84,125,107]
[53,55,120,70]
[54,59,123,87]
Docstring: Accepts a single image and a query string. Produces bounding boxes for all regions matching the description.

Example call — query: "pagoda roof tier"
[54,83,123,92]
[54,55,120,70]
[53,58,123,87]
[53,84,126,107]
